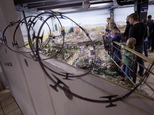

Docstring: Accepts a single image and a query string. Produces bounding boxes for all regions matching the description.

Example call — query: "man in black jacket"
[128,13,147,77]
[149,23,154,52]
[147,15,153,50]
[147,15,153,33]
[124,16,132,41]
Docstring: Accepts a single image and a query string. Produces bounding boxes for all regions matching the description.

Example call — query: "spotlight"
[82,0,90,9]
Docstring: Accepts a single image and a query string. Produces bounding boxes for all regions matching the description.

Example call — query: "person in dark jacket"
[142,18,149,57]
[147,15,154,49]
[110,27,122,65]
[124,16,132,41]
[128,13,147,76]
[149,23,154,52]
[147,15,153,33]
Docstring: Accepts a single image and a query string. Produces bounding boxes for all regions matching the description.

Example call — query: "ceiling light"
[90,3,110,8]
[52,8,77,13]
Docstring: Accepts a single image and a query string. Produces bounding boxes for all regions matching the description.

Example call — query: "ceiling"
[14,0,137,13]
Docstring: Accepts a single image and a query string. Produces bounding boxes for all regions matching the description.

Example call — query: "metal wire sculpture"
[1,10,154,108]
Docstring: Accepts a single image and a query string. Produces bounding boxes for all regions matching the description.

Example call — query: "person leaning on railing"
[128,13,147,76]
[119,38,136,79]
[109,26,122,65]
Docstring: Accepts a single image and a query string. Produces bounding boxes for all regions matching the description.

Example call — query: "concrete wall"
[0,0,154,115]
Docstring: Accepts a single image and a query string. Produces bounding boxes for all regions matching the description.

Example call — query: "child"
[119,37,136,78]
[110,26,122,65]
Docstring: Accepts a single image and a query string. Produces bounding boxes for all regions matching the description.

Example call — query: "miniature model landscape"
[40,31,148,96]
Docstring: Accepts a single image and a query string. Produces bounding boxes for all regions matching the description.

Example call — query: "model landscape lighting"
[52,8,77,12]
[60,9,78,12]
[90,3,110,8]
[51,8,61,12]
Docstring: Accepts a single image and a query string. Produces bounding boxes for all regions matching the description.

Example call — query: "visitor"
[147,15,154,50]
[142,18,149,57]
[128,13,147,76]
[110,26,122,65]
[109,19,118,38]
[124,16,132,41]
[149,23,154,52]
[119,37,136,78]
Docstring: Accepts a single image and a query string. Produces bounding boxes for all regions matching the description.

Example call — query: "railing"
[103,35,154,97]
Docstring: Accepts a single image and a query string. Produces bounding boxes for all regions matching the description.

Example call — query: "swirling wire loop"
[2,10,154,106]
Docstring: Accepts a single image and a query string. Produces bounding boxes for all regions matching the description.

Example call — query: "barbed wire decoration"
[1,10,154,108]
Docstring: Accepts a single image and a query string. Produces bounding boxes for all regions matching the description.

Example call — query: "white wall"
[114,7,134,24]
[148,4,154,19]
[17,9,110,41]
[60,9,110,28]
[114,4,154,24]
[0,0,55,115]
[17,11,54,41]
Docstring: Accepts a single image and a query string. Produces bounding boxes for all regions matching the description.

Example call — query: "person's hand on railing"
[105,32,108,35]
[121,45,125,50]
[113,41,153,64]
